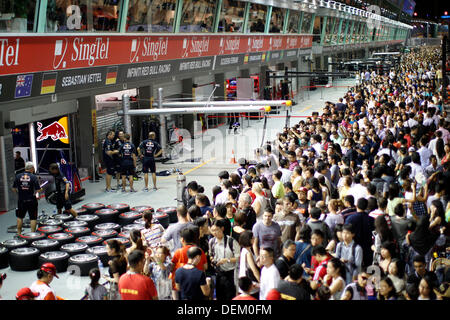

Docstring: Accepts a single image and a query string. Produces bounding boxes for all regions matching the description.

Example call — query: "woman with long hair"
[322,258,346,300]
[104,239,127,300]
[238,230,260,298]
[140,210,165,254]
[377,277,398,300]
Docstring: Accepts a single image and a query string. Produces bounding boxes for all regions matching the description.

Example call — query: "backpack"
[210,235,235,262]
[337,241,357,273]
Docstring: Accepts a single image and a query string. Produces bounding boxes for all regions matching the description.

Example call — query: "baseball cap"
[40,262,59,278]
[16,287,39,300]
[265,288,281,300]
[298,187,308,194]
[408,147,415,152]
[308,148,315,152]
[238,158,247,166]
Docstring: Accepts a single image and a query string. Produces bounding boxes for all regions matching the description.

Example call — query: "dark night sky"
[413,0,449,21]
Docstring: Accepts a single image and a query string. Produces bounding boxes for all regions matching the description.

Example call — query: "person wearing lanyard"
[137,131,162,192]
[209,219,240,300]
[12,162,42,235]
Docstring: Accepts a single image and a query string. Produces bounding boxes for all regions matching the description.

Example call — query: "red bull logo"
[36,121,68,142]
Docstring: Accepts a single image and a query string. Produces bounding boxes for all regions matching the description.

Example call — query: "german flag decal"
[106,66,118,85]
[40,72,57,95]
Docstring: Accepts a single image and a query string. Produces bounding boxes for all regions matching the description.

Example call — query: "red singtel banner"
[0,34,313,76]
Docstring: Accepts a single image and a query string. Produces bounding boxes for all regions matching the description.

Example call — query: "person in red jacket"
[119,250,158,300]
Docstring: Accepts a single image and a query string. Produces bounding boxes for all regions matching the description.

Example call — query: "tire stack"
[3,202,147,275]
[31,239,60,254]
[131,206,154,214]
[153,211,170,229]
[76,214,100,230]
[107,204,130,214]
[92,229,118,241]
[68,254,99,276]
[53,213,74,223]
[118,211,143,226]
[61,243,89,256]
[156,207,178,223]
[94,209,120,224]
[105,237,131,248]
[81,203,105,214]
[37,225,63,236]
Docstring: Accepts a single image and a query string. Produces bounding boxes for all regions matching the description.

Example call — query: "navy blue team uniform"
[138,139,161,173]
[119,141,137,176]
[102,138,116,175]
[13,172,40,220]
[53,172,73,211]
[114,138,124,174]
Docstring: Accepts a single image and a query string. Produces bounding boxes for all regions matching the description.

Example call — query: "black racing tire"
[37,225,63,235]
[121,224,144,233]
[9,247,40,271]
[76,214,100,230]
[74,208,89,216]
[86,246,111,266]
[75,235,104,247]
[117,211,143,226]
[132,219,146,230]
[94,223,121,232]
[1,239,28,252]
[130,206,154,213]
[104,237,131,248]
[68,254,99,276]
[31,239,60,253]
[81,203,105,214]
[38,218,64,228]
[0,246,8,269]
[106,203,130,214]
[60,243,89,256]
[47,233,75,246]
[153,212,170,229]
[64,227,91,238]
[63,220,89,229]
[94,209,120,224]
[38,251,70,273]
[18,232,46,245]
[92,229,118,241]
[118,231,131,240]
[53,213,74,223]
[157,207,178,223]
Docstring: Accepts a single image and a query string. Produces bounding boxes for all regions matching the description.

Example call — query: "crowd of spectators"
[4,46,449,301]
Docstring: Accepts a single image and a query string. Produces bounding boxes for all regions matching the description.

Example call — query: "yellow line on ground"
[158,157,216,180]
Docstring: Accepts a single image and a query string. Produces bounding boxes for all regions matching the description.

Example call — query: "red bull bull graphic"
[36,120,68,142]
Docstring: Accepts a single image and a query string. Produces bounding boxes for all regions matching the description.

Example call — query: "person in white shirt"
[407,152,425,182]
[348,174,369,204]
[215,180,231,205]
[278,159,292,185]
[417,136,433,168]
[311,134,323,158]
[259,247,281,300]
